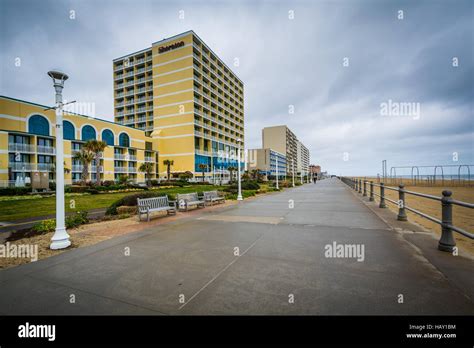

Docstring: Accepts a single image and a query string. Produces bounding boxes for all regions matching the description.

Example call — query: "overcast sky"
[1,0,472,176]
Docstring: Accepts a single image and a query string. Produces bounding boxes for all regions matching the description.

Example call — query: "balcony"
[128,167,137,173]
[37,163,54,171]
[37,145,56,155]
[128,155,137,161]
[114,153,128,160]
[114,167,128,173]
[9,162,36,171]
[144,156,155,162]
[8,143,35,153]
[72,164,83,172]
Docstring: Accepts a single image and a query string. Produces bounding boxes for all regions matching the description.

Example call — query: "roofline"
[113,46,152,62]
[0,95,151,136]
[115,30,243,85]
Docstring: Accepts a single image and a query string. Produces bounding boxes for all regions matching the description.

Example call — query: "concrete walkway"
[1,178,473,315]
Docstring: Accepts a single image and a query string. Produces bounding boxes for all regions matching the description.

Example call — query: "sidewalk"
[0,178,472,315]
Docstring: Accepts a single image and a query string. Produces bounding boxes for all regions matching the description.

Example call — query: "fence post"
[369,181,374,201]
[397,184,407,221]
[438,190,455,252]
[363,181,367,197]
[354,178,357,191]
[379,183,386,208]
[358,179,362,193]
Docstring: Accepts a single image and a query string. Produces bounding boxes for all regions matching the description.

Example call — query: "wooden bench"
[176,192,205,211]
[137,195,176,222]
[203,190,225,206]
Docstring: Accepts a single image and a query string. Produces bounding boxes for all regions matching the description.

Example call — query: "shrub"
[66,211,89,228]
[49,182,56,191]
[69,186,90,193]
[102,180,115,187]
[32,219,56,234]
[0,187,31,196]
[150,180,159,186]
[106,192,174,215]
[224,180,260,192]
[86,188,99,195]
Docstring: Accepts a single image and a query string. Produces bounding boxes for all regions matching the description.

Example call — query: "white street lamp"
[275,156,279,190]
[292,158,295,187]
[237,138,243,201]
[48,70,71,250]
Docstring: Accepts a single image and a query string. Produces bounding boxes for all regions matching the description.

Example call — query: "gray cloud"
[0,0,472,175]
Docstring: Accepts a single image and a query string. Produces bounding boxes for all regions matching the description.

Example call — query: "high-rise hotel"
[113,30,245,178]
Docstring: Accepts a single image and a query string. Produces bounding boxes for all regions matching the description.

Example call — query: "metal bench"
[203,190,225,205]
[137,195,176,222]
[176,192,205,211]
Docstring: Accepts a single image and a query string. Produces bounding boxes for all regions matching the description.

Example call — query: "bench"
[137,195,176,222]
[203,190,225,206]
[176,192,205,211]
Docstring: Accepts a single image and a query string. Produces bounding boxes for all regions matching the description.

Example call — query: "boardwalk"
[1,178,473,315]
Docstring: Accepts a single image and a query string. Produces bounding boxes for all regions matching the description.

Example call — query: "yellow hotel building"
[113,30,245,179]
[0,96,158,186]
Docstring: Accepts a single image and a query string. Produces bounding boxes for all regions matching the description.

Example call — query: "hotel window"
[9,134,30,144]
[63,121,75,140]
[28,115,50,136]
[37,138,53,147]
[102,129,115,146]
[82,125,96,141]
[9,153,30,163]
[119,133,130,147]
[38,155,53,163]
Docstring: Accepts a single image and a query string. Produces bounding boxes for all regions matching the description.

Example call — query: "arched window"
[119,133,130,147]
[28,115,49,136]
[82,125,96,141]
[101,129,114,146]
[63,121,75,140]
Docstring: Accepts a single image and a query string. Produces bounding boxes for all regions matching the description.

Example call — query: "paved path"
[1,178,473,315]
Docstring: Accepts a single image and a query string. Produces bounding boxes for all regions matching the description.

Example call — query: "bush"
[66,211,89,228]
[106,192,174,215]
[150,180,159,186]
[32,211,89,233]
[49,182,56,191]
[86,188,99,195]
[0,187,32,196]
[102,180,115,187]
[32,219,56,234]
[224,180,260,192]
[69,186,90,193]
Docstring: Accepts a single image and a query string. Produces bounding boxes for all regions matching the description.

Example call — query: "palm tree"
[83,140,108,185]
[163,159,174,180]
[139,162,154,186]
[198,163,207,182]
[73,148,94,185]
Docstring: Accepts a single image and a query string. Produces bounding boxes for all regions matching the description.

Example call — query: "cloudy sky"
[1,0,472,176]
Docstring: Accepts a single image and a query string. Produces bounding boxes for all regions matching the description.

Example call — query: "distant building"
[309,165,321,174]
[247,148,286,180]
[262,125,309,176]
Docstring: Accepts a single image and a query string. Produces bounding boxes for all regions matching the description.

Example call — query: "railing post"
[438,190,455,252]
[358,179,362,193]
[354,178,357,191]
[363,180,367,197]
[397,184,407,221]
[379,183,386,208]
[369,181,374,201]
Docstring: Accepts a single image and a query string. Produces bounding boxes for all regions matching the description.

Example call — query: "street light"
[48,70,71,250]
[275,156,279,190]
[292,158,295,187]
[236,138,243,201]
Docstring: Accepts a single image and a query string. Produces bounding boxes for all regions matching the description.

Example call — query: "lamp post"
[292,158,295,187]
[48,70,71,250]
[275,156,279,190]
[236,138,243,201]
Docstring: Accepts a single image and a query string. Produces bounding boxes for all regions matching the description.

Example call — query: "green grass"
[0,185,226,222]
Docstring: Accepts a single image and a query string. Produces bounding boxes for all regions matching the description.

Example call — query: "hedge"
[106,192,176,215]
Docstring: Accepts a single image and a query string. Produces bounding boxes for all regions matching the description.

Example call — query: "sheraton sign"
[158,41,185,54]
